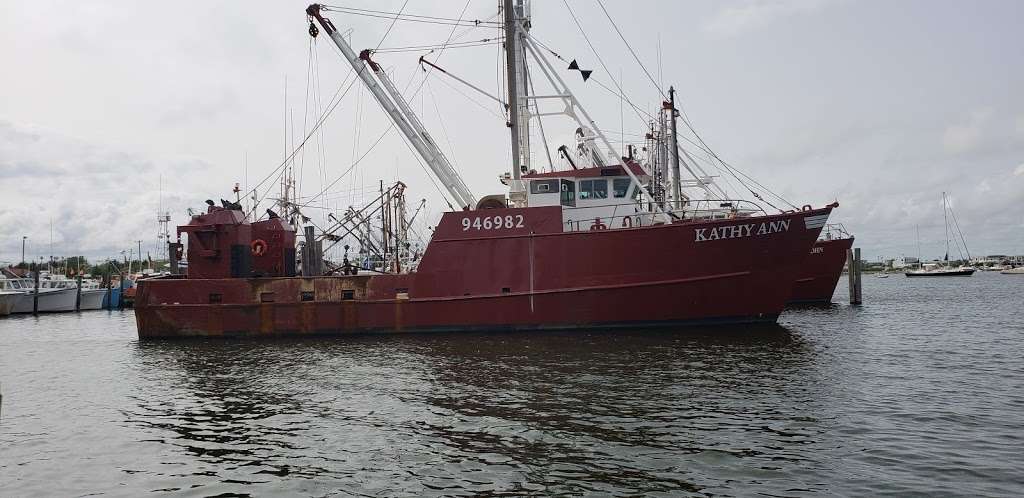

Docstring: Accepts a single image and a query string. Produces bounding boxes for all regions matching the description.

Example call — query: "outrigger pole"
[306,4,477,211]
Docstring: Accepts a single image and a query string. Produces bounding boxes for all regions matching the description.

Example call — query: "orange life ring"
[251,239,268,257]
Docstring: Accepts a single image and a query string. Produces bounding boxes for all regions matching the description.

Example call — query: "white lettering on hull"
[695,219,791,242]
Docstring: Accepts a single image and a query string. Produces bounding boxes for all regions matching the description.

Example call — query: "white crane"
[306,4,477,211]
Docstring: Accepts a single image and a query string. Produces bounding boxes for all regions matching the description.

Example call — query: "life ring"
[621,216,633,228]
[251,239,268,257]
[802,204,812,211]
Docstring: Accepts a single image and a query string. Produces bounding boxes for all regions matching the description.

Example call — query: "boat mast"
[943,191,949,262]
[504,0,521,179]
[668,87,683,208]
[503,0,531,206]
[916,224,922,266]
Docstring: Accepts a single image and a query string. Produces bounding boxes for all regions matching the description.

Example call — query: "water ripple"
[1,273,1022,495]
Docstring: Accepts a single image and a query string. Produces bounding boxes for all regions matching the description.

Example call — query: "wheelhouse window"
[560,179,576,207]
[579,179,608,200]
[613,178,631,198]
[530,179,558,194]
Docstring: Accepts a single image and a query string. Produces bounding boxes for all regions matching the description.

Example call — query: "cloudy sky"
[1,0,1021,264]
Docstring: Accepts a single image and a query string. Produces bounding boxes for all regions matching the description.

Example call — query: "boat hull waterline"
[136,207,832,338]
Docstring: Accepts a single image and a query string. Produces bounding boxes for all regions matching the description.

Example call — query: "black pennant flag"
[566,59,593,82]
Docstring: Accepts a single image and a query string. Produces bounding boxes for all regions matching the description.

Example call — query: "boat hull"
[79,289,107,310]
[12,288,79,313]
[0,293,20,316]
[905,269,975,277]
[136,207,832,338]
[788,237,854,304]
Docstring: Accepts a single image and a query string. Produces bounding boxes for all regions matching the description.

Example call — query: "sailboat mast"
[943,191,949,261]
[916,224,922,265]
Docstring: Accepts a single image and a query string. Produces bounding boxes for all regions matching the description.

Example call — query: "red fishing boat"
[135,3,839,338]
[788,224,854,304]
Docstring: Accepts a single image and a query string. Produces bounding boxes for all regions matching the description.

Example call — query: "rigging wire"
[302,0,476,213]
[559,0,796,210]
[248,1,413,220]
[594,0,665,99]
[322,4,499,28]
[947,196,972,261]
[374,38,499,53]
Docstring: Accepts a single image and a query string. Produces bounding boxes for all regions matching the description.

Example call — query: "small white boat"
[41,275,107,311]
[2,274,78,313]
[78,279,107,310]
[1001,267,1024,275]
[876,272,889,278]
[0,290,22,316]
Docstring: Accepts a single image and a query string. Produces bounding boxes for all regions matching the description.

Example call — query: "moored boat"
[135,3,840,338]
[788,224,853,304]
[0,290,20,316]
[137,203,834,338]
[905,264,976,277]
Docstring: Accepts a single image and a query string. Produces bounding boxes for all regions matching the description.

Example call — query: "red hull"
[788,237,854,304]
[136,206,832,338]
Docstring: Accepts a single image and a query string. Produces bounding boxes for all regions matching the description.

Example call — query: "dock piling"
[75,274,82,311]
[32,268,39,314]
[118,272,125,310]
[848,247,863,305]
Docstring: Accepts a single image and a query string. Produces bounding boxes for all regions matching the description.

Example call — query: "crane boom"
[306,4,477,211]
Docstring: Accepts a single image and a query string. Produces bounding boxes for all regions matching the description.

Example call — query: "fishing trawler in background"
[906,192,975,277]
[135,2,839,338]
[788,224,854,303]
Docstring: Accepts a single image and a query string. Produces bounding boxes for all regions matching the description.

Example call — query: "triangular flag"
[568,59,579,70]
[580,70,592,82]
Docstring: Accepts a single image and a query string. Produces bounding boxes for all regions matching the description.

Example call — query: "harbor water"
[1,272,1022,496]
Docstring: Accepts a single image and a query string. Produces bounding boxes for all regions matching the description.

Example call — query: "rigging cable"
[947,196,971,261]
[595,0,665,99]
[247,1,412,220]
[322,4,499,28]
[302,0,476,212]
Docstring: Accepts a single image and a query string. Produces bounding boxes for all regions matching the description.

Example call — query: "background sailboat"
[906,192,975,277]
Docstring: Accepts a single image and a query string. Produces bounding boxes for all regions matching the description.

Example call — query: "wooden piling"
[104,275,112,310]
[118,272,125,310]
[848,247,863,305]
[75,274,83,311]
[32,269,39,314]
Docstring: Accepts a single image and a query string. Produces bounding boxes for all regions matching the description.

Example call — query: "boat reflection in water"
[125,326,821,494]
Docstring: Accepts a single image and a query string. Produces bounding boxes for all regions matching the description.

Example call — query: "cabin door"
[560,179,576,207]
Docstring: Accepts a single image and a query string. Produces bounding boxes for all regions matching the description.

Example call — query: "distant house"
[891,256,920,269]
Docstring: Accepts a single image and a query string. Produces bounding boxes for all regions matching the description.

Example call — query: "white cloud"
[1015,163,1024,176]
[701,0,836,37]
[942,109,992,154]
[0,120,209,264]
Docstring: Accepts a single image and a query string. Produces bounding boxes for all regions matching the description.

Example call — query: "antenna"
[157,175,171,261]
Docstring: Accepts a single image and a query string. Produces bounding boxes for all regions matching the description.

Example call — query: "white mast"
[307,5,477,211]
